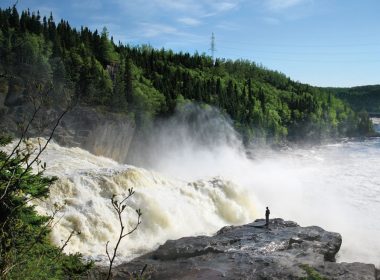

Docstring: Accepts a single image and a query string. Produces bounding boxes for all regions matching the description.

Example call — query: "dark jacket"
[265,209,270,217]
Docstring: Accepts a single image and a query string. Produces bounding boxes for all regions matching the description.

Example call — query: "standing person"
[265,207,270,227]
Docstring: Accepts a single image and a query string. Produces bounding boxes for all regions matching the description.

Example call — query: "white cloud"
[265,0,308,11]
[116,0,241,17]
[215,1,239,12]
[92,0,243,48]
[178,17,202,26]
[162,33,207,48]
[216,21,240,31]
[204,0,241,16]
[138,22,179,38]
[135,21,206,47]
[151,0,240,14]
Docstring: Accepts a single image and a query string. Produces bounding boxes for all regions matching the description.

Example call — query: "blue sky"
[2,0,379,87]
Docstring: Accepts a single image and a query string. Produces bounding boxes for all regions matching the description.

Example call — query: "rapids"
[5,107,380,267]
[31,136,380,267]
[30,140,257,263]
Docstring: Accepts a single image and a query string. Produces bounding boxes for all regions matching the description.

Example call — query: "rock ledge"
[89,219,378,280]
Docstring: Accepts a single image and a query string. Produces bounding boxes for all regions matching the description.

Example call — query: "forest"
[326,85,380,114]
[0,6,375,147]
[0,6,378,279]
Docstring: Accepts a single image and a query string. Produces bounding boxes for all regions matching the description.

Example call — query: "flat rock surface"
[87,219,378,280]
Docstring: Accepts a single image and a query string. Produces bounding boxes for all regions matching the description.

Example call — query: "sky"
[2,0,379,87]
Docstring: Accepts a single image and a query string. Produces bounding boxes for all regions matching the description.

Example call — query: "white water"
[248,140,380,265]
[8,108,380,267]
[125,106,380,266]
[26,140,257,263]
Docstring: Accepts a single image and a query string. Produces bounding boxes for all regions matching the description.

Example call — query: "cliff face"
[53,106,135,163]
[89,219,378,280]
[0,102,135,163]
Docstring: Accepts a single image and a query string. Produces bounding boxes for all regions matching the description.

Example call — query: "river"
[16,113,380,267]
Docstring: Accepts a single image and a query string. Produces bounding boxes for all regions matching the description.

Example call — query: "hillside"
[326,85,380,114]
[0,6,374,144]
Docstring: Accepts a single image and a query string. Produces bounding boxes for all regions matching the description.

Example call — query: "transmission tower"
[209,32,216,61]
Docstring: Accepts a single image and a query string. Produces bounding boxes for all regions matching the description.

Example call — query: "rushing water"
[7,113,380,266]
[28,140,257,264]
[247,139,380,266]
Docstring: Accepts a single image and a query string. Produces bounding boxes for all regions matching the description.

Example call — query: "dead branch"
[55,230,81,259]
[105,188,142,280]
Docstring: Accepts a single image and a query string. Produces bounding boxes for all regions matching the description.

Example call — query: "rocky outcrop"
[0,104,135,163]
[53,106,135,162]
[88,219,378,280]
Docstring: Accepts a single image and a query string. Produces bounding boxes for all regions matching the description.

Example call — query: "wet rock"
[88,219,377,280]
[314,262,377,280]
[0,105,135,162]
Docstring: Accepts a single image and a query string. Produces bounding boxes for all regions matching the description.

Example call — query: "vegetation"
[0,77,142,280]
[0,6,375,146]
[300,264,328,280]
[326,85,380,114]
[0,5,377,279]
[0,110,91,279]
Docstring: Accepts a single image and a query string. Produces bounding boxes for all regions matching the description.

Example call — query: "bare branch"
[105,189,142,280]
[106,241,112,262]
[0,103,42,173]
[19,108,68,179]
[0,169,16,202]
[121,213,142,238]
[55,230,81,259]
[123,188,135,201]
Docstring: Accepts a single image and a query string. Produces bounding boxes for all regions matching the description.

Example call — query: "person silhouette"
[265,207,270,227]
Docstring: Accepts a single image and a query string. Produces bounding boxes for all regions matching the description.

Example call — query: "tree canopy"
[0,6,375,144]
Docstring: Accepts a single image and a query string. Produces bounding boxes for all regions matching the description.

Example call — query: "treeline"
[0,6,374,144]
[326,85,380,114]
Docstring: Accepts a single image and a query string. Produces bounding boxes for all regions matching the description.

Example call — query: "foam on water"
[22,140,257,263]
[245,141,380,265]
[4,107,380,266]
[122,106,380,266]
[32,136,380,266]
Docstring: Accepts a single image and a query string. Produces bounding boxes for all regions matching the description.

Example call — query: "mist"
[10,104,378,266]
[127,103,380,266]
[128,104,248,180]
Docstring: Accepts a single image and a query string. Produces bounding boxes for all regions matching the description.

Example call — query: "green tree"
[0,106,91,279]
